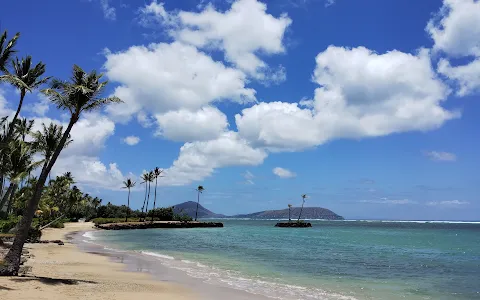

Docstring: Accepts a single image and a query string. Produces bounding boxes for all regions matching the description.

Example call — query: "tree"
[0,30,19,74]
[144,171,154,219]
[0,65,121,276]
[140,172,149,219]
[6,56,49,139]
[194,185,204,221]
[297,194,308,222]
[151,167,164,221]
[122,178,136,222]
[32,123,72,172]
[0,140,42,212]
[15,118,34,142]
[288,204,292,222]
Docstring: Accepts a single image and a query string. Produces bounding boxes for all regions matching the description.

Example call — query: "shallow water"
[83,220,480,300]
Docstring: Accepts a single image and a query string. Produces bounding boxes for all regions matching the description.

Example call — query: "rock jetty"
[96,221,224,230]
[275,222,312,228]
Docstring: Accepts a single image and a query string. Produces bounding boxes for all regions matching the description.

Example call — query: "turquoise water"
[86,220,480,300]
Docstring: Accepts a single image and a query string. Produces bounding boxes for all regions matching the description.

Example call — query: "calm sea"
[83,220,480,300]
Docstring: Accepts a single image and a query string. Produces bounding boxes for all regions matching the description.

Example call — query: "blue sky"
[1,0,479,220]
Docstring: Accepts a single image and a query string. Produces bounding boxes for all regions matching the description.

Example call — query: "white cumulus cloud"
[123,136,140,146]
[273,167,296,178]
[236,46,457,151]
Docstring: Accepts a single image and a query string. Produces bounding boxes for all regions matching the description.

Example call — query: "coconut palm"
[122,178,136,222]
[144,171,154,218]
[0,30,19,73]
[0,65,122,276]
[32,123,72,170]
[5,56,49,138]
[15,118,34,142]
[288,204,292,222]
[0,140,43,213]
[297,194,308,222]
[151,167,164,221]
[140,172,149,219]
[194,185,205,221]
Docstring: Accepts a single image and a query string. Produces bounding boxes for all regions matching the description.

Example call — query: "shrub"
[147,207,174,221]
[92,217,141,225]
[173,214,193,222]
[0,216,21,233]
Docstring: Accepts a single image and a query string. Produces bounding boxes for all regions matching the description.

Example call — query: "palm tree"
[0,30,19,74]
[297,194,308,222]
[194,185,204,221]
[15,118,34,142]
[0,140,42,213]
[140,172,149,219]
[31,123,72,174]
[288,204,292,222]
[144,171,154,218]
[122,178,136,222]
[5,56,49,138]
[151,167,164,221]
[0,65,122,276]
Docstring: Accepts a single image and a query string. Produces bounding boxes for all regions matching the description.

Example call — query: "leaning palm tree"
[151,167,164,221]
[0,65,122,276]
[122,178,136,222]
[194,185,205,221]
[297,194,308,222]
[288,204,292,222]
[5,56,49,138]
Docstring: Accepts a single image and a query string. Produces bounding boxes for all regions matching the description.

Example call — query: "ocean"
[80,220,480,300]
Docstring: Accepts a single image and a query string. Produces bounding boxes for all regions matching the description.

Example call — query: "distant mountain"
[232,207,344,220]
[171,202,344,220]
[173,201,226,219]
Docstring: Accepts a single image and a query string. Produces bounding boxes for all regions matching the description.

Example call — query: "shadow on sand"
[10,275,97,286]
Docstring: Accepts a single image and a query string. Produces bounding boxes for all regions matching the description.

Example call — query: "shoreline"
[0,222,195,300]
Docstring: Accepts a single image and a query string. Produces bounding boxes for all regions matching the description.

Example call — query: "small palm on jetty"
[195,185,205,221]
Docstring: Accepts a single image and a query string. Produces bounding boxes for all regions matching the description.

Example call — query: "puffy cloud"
[426,0,480,57]
[104,42,255,122]
[438,57,480,97]
[155,106,228,142]
[51,156,127,191]
[425,151,457,162]
[427,0,480,96]
[123,136,140,146]
[273,167,296,178]
[0,88,14,117]
[161,132,267,186]
[143,0,292,81]
[236,46,458,151]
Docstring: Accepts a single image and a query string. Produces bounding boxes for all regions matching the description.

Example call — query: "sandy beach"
[0,222,196,300]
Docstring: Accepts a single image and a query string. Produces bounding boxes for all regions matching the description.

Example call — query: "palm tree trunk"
[151,177,158,222]
[141,183,147,220]
[7,89,26,138]
[298,201,305,222]
[288,207,291,222]
[0,183,14,212]
[6,183,17,214]
[125,188,130,222]
[145,181,151,220]
[0,116,77,276]
[195,191,200,221]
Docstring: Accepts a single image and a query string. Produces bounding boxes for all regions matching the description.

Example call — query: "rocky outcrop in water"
[275,222,312,228]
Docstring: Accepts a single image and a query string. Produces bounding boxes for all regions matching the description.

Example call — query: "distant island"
[173,201,344,220]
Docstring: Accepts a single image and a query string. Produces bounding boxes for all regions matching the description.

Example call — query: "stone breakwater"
[275,222,312,228]
[96,221,224,230]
